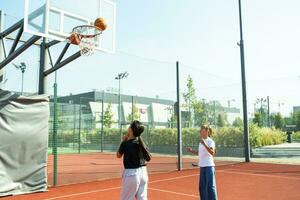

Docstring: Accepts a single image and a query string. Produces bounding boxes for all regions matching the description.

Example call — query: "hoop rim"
[72,25,103,38]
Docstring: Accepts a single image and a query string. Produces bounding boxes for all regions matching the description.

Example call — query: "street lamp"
[115,72,129,136]
[278,102,284,114]
[228,99,236,108]
[13,62,26,94]
[237,0,250,162]
[165,106,174,128]
[256,98,267,110]
[256,97,270,127]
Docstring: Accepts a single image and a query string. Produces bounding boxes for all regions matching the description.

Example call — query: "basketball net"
[72,25,102,56]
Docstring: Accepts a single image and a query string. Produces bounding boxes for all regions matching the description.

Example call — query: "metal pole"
[0,11,5,89]
[131,96,134,121]
[176,61,182,171]
[21,71,24,94]
[0,35,41,70]
[101,91,104,152]
[52,81,58,186]
[78,98,82,154]
[43,51,81,77]
[119,78,122,141]
[267,96,270,127]
[73,102,76,150]
[213,100,216,126]
[38,38,46,94]
[238,0,250,162]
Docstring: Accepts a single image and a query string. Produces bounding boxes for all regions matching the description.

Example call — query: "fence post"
[53,82,58,186]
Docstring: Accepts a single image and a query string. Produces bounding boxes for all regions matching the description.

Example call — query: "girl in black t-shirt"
[117,120,151,200]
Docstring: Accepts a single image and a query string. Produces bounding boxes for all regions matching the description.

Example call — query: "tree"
[254,99,268,127]
[253,112,263,127]
[284,113,294,126]
[205,100,227,126]
[273,112,285,129]
[193,100,205,126]
[182,75,197,127]
[167,114,177,128]
[293,111,300,129]
[103,103,114,128]
[181,76,228,127]
[216,114,225,127]
[232,117,243,127]
[126,103,141,122]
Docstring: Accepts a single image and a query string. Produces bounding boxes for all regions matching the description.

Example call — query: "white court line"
[40,169,299,200]
[220,170,300,180]
[149,187,198,198]
[224,168,300,175]
[149,173,199,184]
[42,186,121,200]
[41,174,199,200]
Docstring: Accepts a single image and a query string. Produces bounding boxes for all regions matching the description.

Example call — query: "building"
[293,106,300,114]
[53,91,175,128]
[224,107,241,125]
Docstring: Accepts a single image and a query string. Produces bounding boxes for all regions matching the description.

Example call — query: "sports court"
[1,153,300,200]
[1,0,300,200]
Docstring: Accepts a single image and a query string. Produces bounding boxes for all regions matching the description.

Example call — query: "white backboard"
[24,0,116,53]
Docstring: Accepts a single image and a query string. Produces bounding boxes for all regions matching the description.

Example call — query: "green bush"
[213,127,244,147]
[249,124,285,147]
[249,123,262,147]
[293,131,300,141]
[49,125,287,149]
[259,127,285,146]
[149,128,177,146]
[182,128,199,146]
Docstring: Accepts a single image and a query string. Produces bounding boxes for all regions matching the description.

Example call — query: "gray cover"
[0,90,49,196]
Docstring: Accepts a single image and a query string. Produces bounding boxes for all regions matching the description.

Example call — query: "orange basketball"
[94,17,107,31]
[69,32,81,45]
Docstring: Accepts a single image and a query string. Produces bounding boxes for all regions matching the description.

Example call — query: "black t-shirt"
[118,138,146,169]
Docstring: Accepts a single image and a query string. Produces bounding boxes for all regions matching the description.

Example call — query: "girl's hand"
[122,135,129,141]
[186,147,193,152]
[186,147,198,155]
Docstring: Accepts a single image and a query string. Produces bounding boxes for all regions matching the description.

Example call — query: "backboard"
[24,0,116,53]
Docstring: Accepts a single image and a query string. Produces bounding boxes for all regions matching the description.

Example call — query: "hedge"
[49,125,286,149]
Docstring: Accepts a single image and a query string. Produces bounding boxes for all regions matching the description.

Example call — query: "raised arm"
[117,136,128,158]
[186,147,198,155]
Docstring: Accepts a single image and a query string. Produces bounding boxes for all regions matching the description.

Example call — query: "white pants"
[120,166,148,200]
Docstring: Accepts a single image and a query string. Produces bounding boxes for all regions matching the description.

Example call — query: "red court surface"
[3,162,300,200]
[46,153,202,186]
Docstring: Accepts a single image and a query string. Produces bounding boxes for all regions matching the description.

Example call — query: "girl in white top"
[187,125,218,200]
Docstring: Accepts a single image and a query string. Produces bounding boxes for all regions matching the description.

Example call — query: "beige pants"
[120,166,148,200]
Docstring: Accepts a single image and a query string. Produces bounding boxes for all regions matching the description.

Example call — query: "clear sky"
[0,0,300,116]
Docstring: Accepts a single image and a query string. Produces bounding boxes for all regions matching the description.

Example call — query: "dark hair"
[208,127,213,137]
[201,124,209,131]
[130,120,151,161]
[201,124,213,137]
[130,120,144,137]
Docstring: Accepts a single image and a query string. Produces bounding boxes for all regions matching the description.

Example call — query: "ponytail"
[130,120,152,162]
[208,127,213,137]
[138,136,151,162]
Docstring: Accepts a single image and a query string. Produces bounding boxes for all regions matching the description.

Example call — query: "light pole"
[165,106,174,128]
[228,99,236,108]
[115,72,129,140]
[256,97,270,127]
[237,0,250,162]
[278,102,284,113]
[13,62,26,94]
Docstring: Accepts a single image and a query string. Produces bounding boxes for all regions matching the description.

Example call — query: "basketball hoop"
[71,25,103,56]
